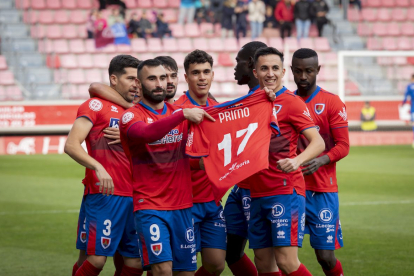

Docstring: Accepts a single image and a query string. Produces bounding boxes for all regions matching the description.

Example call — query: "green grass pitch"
[0,145,413,275]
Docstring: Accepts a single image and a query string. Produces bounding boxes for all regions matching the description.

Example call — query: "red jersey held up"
[247,87,316,198]
[120,101,193,211]
[186,90,281,204]
[297,86,349,193]
[175,91,219,203]
[76,98,132,197]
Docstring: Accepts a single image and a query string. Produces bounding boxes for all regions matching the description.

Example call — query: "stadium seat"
[23,10,38,24]
[116,44,132,53]
[361,9,376,21]
[38,10,54,24]
[162,38,178,52]
[77,54,93,68]
[185,23,200,37]
[376,57,392,65]
[177,38,193,53]
[395,0,410,6]
[54,10,69,24]
[85,69,103,83]
[382,37,397,50]
[376,9,391,22]
[77,84,92,99]
[6,86,23,101]
[131,38,148,53]
[407,8,414,21]
[0,71,15,85]
[220,82,237,97]
[162,9,177,23]
[321,52,337,66]
[92,54,108,68]
[314,37,331,52]
[401,22,414,36]
[169,23,185,38]
[15,0,30,9]
[38,40,53,53]
[208,38,225,52]
[46,0,60,9]
[387,22,401,36]
[393,56,409,65]
[0,86,5,101]
[212,67,226,82]
[169,53,184,68]
[46,25,62,39]
[357,23,372,36]
[153,0,167,8]
[0,56,8,70]
[124,0,137,8]
[367,37,383,50]
[147,38,163,52]
[137,0,152,8]
[77,0,92,9]
[70,10,87,24]
[69,39,85,53]
[60,54,78,68]
[193,38,209,51]
[30,25,45,38]
[61,0,76,9]
[168,0,180,8]
[68,69,86,84]
[223,38,239,52]
[391,8,406,21]
[284,37,299,52]
[366,0,381,7]
[397,37,413,50]
[62,25,79,39]
[299,38,314,49]
[101,44,117,53]
[53,39,69,54]
[380,0,395,7]
[269,37,284,51]
[31,0,46,9]
[347,8,360,22]
[200,23,215,37]
[372,22,387,36]
[218,53,234,66]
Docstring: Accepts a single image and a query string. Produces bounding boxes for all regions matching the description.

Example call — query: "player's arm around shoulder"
[89,82,134,109]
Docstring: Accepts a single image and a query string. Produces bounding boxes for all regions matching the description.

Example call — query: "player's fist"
[95,166,114,196]
[277,158,300,173]
[264,87,276,102]
[183,108,215,124]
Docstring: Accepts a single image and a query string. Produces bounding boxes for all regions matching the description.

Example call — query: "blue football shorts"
[223,185,251,239]
[76,196,87,251]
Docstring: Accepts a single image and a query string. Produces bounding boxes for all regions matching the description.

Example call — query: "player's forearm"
[326,127,350,163]
[128,110,185,143]
[64,140,103,171]
[295,133,325,166]
[89,83,133,109]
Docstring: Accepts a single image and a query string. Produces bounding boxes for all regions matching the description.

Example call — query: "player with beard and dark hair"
[154,56,179,103]
[222,41,267,276]
[292,48,348,276]
[119,59,214,276]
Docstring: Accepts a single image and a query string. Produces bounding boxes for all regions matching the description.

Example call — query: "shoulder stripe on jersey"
[276,86,287,97]
[300,126,316,133]
[332,126,349,129]
[186,154,208,158]
[212,92,253,108]
[186,91,208,107]
[139,101,167,115]
[77,115,93,124]
[304,86,321,103]
[248,84,260,94]
[271,122,281,137]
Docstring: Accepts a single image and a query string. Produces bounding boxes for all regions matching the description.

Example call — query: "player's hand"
[199,157,205,170]
[103,127,121,145]
[183,108,215,124]
[95,166,114,196]
[264,87,276,101]
[277,158,300,173]
[301,156,330,175]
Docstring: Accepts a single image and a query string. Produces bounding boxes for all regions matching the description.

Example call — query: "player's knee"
[123,257,142,270]
[203,261,225,275]
[315,250,336,270]
[151,262,172,276]
[87,255,107,269]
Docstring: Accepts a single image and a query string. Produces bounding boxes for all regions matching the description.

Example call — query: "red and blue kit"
[247,87,315,249]
[75,98,139,258]
[297,86,349,250]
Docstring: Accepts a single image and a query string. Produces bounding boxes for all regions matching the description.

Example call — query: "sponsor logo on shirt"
[186,131,194,147]
[300,213,306,232]
[271,203,285,218]
[327,235,334,243]
[218,107,250,123]
[303,108,312,120]
[277,230,285,239]
[101,237,111,249]
[226,103,244,109]
[242,196,251,210]
[219,160,250,181]
[219,210,226,222]
[148,129,183,145]
[192,255,197,264]
[271,218,288,228]
[111,105,118,113]
[151,243,162,255]
[338,107,347,121]
[185,227,195,243]
[89,99,103,112]
[147,117,154,124]
[315,103,325,115]
[122,112,134,124]
[318,208,333,223]
[109,118,119,128]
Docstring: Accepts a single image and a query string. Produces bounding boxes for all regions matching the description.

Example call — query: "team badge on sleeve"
[315,104,325,115]
[101,237,111,249]
[89,99,103,112]
[122,112,134,124]
[151,243,162,255]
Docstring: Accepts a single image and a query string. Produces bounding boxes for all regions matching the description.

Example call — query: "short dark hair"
[155,56,178,72]
[108,55,140,76]
[254,47,284,66]
[137,58,162,72]
[239,41,267,59]
[292,48,318,60]
[184,50,213,72]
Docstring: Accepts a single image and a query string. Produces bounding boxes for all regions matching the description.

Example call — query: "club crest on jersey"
[151,243,162,256]
[274,104,282,114]
[80,231,86,243]
[185,227,195,243]
[315,104,325,115]
[101,237,111,249]
[109,118,119,128]
[89,99,103,112]
[122,112,134,124]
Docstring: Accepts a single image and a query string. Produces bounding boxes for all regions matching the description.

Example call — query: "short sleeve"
[270,103,281,136]
[76,98,104,124]
[329,96,348,129]
[119,108,142,141]
[288,97,315,133]
[185,123,210,158]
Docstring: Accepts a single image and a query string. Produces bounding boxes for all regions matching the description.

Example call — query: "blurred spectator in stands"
[264,5,278,28]
[360,101,377,131]
[275,0,294,39]
[311,0,329,37]
[94,11,114,48]
[179,0,196,24]
[156,13,173,38]
[221,0,236,38]
[112,20,130,45]
[139,11,154,39]
[340,0,362,11]
[249,0,266,39]
[128,12,140,37]
[294,0,311,40]
[195,0,211,24]
[107,0,127,17]
[86,9,98,39]
[210,0,224,25]
[264,0,279,9]
[98,0,106,10]
[235,1,249,39]
[108,8,124,26]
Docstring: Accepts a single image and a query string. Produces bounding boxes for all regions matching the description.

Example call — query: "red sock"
[288,264,312,276]
[195,266,214,275]
[259,272,280,276]
[73,262,79,276]
[146,271,153,276]
[228,253,257,276]
[75,260,102,276]
[323,259,343,276]
[120,265,143,276]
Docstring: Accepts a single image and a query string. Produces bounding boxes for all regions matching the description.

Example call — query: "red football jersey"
[297,86,349,192]
[247,87,315,198]
[175,91,219,203]
[76,98,132,197]
[120,101,193,211]
[186,90,280,204]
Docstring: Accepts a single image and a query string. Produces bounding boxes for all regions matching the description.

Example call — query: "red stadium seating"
[185,23,200,37]
[69,39,86,53]
[200,23,215,37]
[61,0,76,9]
[116,44,132,53]
[47,25,62,39]
[68,69,86,84]
[62,25,80,39]
[124,0,137,8]
[101,44,117,53]
[357,23,372,36]
[193,38,209,51]
[367,37,383,50]
[153,0,167,8]
[314,37,331,52]
[38,10,54,24]
[53,39,69,54]
[32,0,46,9]
[212,67,227,82]
[391,8,406,21]
[299,38,314,49]
[218,53,234,66]
[76,0,93,9]
[376,9,391,21]
[397,37,413,50]
[60,54,78,68]
[46,0,61,9]
[70,10,87,24]
[0,56,8,70]
[169,23,185,38]
[382,37,397,50]
[177,38,193,52]
[366,0,381,7]
[223,38,239,52]
[92,54,108,68]
[347,9,360,22]
[401,22,414,36]
[395,0,410,6]
[208,38,225,52]
[85,69,103,83]
[147,38,163,52]
[407,8,414,21]
[361,9,376,21]
[77,54,93,68]
[54,10,69,24]
[380,0,395,7]
[372,22,387,36]
[386,22,400,36]
[137,0,152,9]
[0,71,15,85]
[168,0,180,8]
[284,37,299,52]
[31,25,45,38]
[162,38,178,52]
[131,38,148,53]
[162,9,177,23]
[15,0,31,9]
[269,37,284,51]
